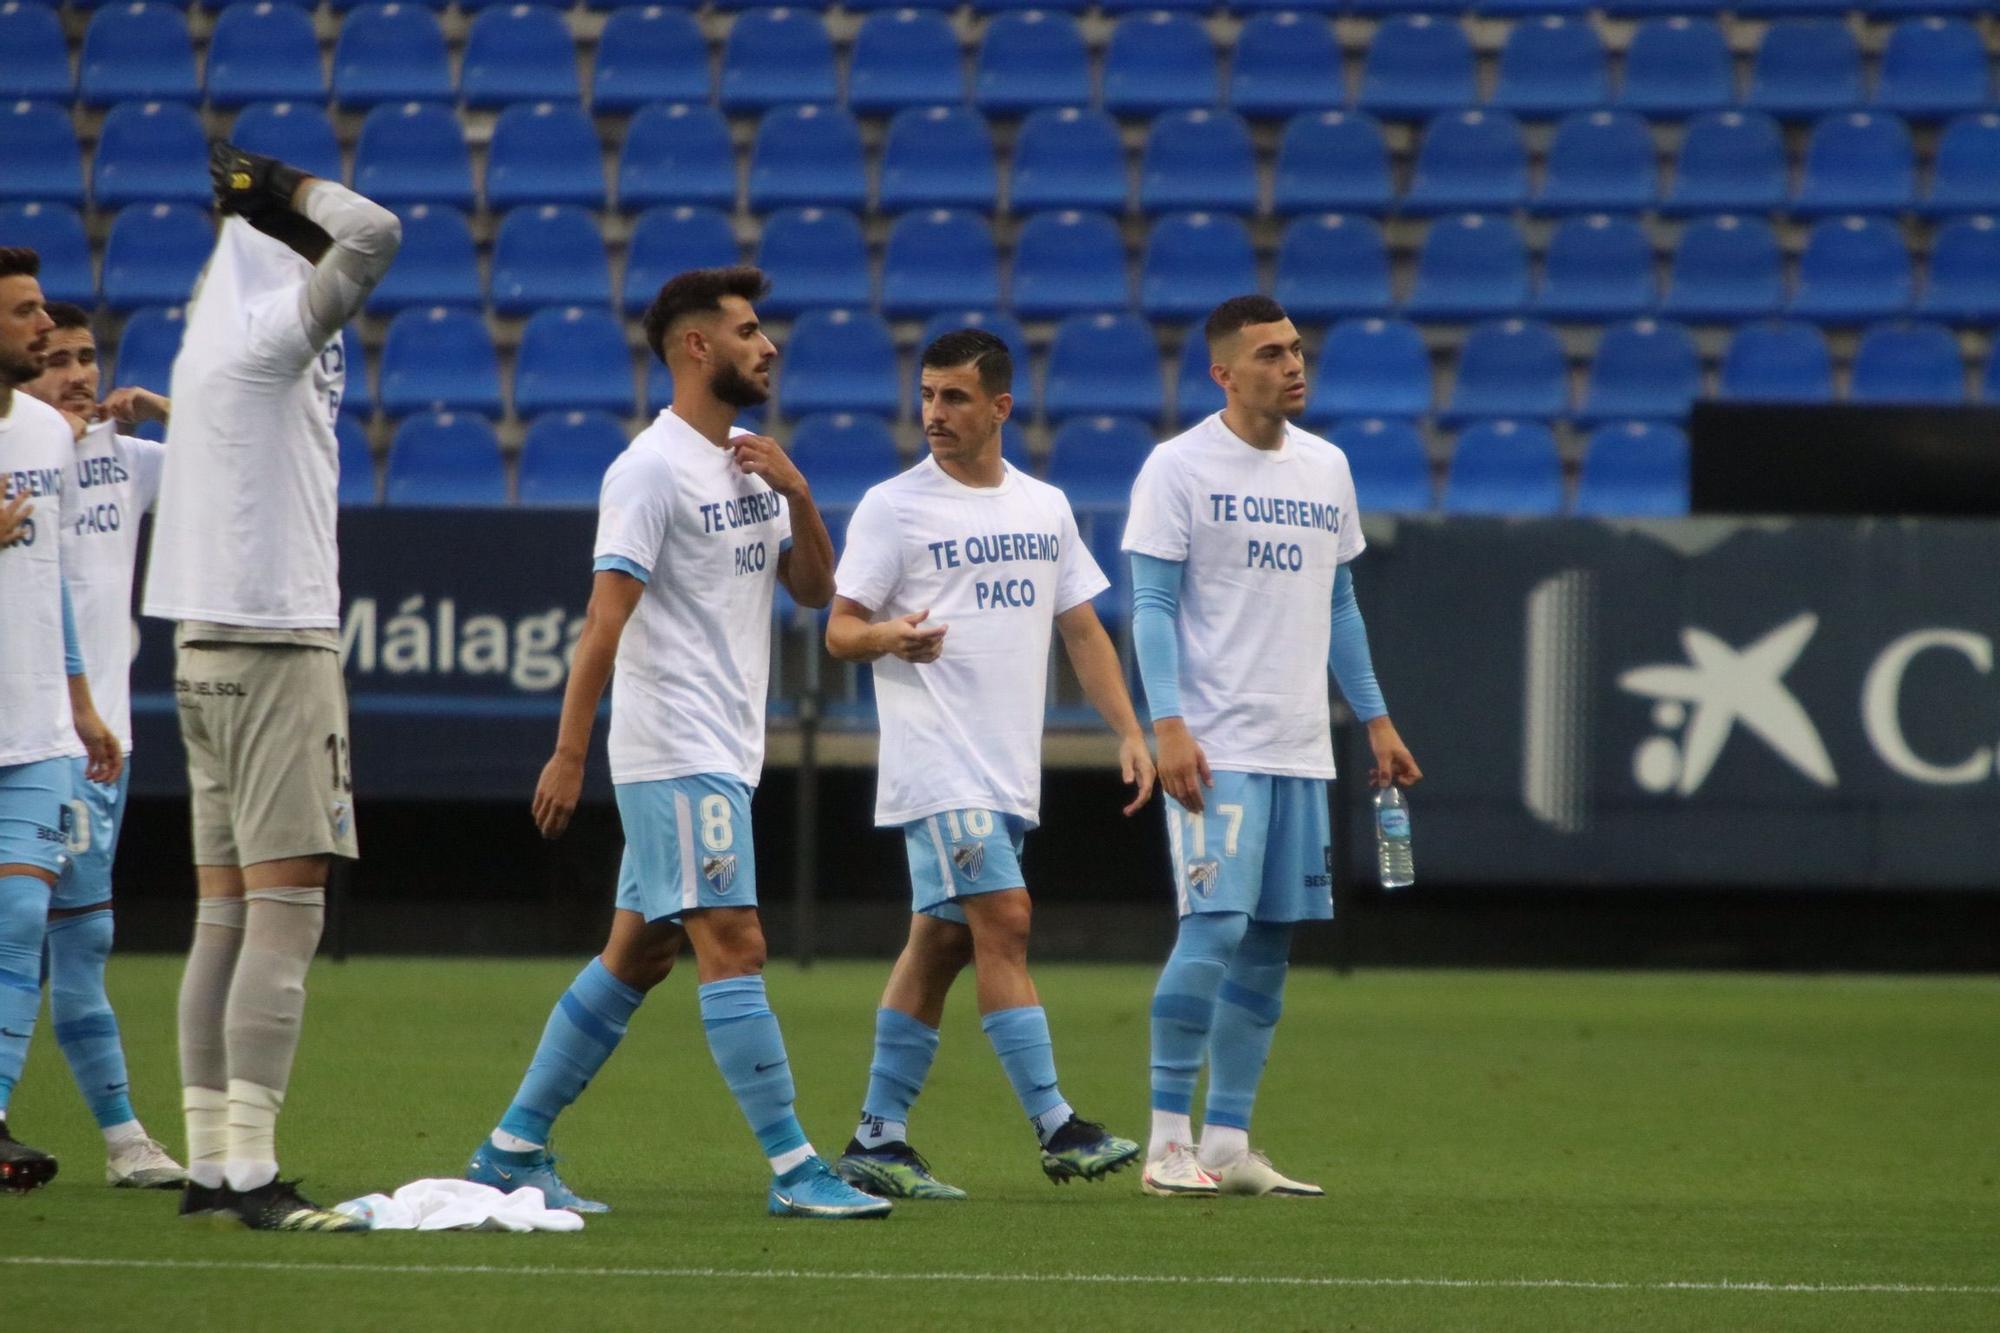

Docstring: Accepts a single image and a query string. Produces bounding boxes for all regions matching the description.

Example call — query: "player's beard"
[0,346,43,386]
[710,359,770,409]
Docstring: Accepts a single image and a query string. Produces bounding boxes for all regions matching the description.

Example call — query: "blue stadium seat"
[353,102,474,211]
[340,324,374,420]
[1403,110,1529,215]
[1661,215,1783,320]
[1918,215,2000,324]
[1573,421,1688,517]
[1357,16,1474,120]
[1746,20,1860,119]
[882,208,1000,317]
[1043,311,1162,422]
[879,106,996,214]
[1536,111,1657,214]
[1718,320,1833,400]
[1873,18,1988,121]
[1868,0,1978,13]
[1404,214,1530,321]
[517,410,626,507]
[336,415,377,506]
[491,206,611,315]
[591,7,709,114]
[1791,215,1912,323]
[975,11,1089,116]
[1103,12,1217,117]
[1045,415,1152,504]
[460,5,578,108]
[385,412,507,506]
[487,103,605,210]
[1230,12,1341,121]
[0,5,72,104]
[1490,17,1607,119]
[916,309,1027,359]
[1141,212,1257,323]
[1664,111,1786,215]
[1445,319,1568,422]
[1331,417,1433,514]
[622,204,739,313]
[1579,318,1698,423]
[1275,213,1391,322]
[0,203,92,305]
[1924,114,2000,217]
[205,3,324,108]
[848,9,961,115]
[0,102,83,208]
[1734,0,1849,15]
[78,4,197,106]
[1008,108,1126,215]
[1272,110,1392,216]
[1309,317,1431,423]
[379,307,504,418]
[748,105,865,215]
[332,5,452,109]
[110,305,182,393]
[1536,213,1655,320]
[92,101,207,210]
[1619,18,1732,118]
[1849,321,1965,403]
[1011,209,1127,319]
[101,202,209,311]
[617,103,735,213]
[514,306,634,418]
[780,307,898,419]
[755,206,870,316]
[1175,333,1223,426]
[1442,419,1563,516]
[1794,113,1916,215]
[326,0,446,13]
[1478,0,1590,12]
[230,102,341,182]
[366,205,480,315]
[721,10,835,114]
[788,412,897,507]
[645,358,671,414]
[1140,110,1256,217]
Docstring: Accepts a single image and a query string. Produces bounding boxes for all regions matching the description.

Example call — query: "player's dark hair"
[920,328,1012,396]
[1204,295,1290,351]
[0,247,41,281]
[643,266,772,364]
[42,301,91,332]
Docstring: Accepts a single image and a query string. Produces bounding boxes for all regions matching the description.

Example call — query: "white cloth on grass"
[333,1178,585,1232]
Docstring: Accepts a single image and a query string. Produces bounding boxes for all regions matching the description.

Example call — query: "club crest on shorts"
[330,799,352,838]
[951,841,985,882]
[703,852,738,894]
[1186,858,1220,898]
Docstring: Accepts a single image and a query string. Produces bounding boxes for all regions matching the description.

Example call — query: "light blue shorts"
[902,808,1029,925]
[52,756,130,910]
[1165,772,1333,923]
[0,757,78,878]
[614,774,757,924]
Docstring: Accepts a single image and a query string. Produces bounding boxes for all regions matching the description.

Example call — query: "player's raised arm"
[1055,602,1155,815]
[533,568,645,839]
[731,434,835,609]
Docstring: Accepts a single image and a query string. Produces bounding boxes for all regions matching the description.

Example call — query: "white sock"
[183,1086,228,1187]
[226,1077,284,1190]
[770,1143,815,1176]
[226,1159,278,1192]
[103,1119,147,1148]
[855,1115,906,1151]
[1031,1101,1075,1145]
[1148,1110,1194,1162]
[490,1128,542,1153]
[1198,1124,1249,1169]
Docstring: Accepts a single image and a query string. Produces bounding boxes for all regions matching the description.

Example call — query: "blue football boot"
[466,1140,609,1214]
[767,1155,893,1219]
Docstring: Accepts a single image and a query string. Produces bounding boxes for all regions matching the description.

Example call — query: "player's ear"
[992,391,1013,425]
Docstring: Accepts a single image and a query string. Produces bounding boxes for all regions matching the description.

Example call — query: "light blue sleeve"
[1328,563,1386,722]
[592,554,650,585]
[1130,552,1184,723]
[61,577,85,676]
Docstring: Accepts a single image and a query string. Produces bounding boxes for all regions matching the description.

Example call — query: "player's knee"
[971,893,1033,955]
[697,911,767,977]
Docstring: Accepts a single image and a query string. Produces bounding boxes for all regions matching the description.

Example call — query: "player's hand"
[1366,717,1422,788]
[730,435,808,500]
[1155,719,1212,814]
[532,751,585,840]
[210,141,308,218]
[59,410,89,442]
[75,708,122,785]
[0,494,28,548]
[1117,734,1156,816]
[877,608,947,664]
[98,386,171,427]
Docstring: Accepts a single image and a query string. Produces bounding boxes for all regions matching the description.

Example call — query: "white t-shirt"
[144,219,346,631]
[1121,413,1366,779]
[0,392,84,767]
[593,409,791,788]
[61,422,165,754]
[836,456,1108,828]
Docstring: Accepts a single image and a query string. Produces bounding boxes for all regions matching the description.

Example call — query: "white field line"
[4,1256,1998,1297]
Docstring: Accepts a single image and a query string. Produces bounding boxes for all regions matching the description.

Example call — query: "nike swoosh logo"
[106,1082,129,1093]
[494,1167,513,1181]
[0,1028,28,1039]
[754,1060,786,1073]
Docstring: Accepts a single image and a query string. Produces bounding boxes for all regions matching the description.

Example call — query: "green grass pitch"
[3,959,1997,1331]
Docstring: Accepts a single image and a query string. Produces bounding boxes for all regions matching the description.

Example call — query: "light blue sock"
[46,909,136,1130]
[860,1007,940,1129]
[497,957,645,1147]
[698,974,809,1168]
[1148,912,1249,1114]
[1203,921,1292,1133]
[981,1005,1069,1138]
[0,874,53,1115]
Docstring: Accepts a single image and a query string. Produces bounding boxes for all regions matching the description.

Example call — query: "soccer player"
[1124,296,1421,1199]
[0,246,124,1190]
[826,330,1152,1200]
[142,145,400,1230]
[19,302,184,1188]
[464,266,887,1221]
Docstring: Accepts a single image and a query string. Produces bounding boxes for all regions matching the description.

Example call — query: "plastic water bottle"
[1373,786,1415,890]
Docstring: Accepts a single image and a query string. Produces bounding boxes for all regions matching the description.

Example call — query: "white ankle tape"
[243,887,325,908]
[195,898,247,929]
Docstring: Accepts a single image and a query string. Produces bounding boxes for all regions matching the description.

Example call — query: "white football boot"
[1140,1142,1219,1198]
[106,1135,188,1189]
[1205,1148,1323,1198]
